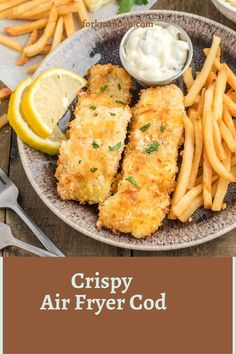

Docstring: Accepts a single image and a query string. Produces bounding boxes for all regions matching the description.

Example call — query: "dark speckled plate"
[18,10,236,251]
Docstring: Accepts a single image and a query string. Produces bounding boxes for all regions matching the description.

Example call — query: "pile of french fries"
[170,35,236,222]
[0,0,90,74]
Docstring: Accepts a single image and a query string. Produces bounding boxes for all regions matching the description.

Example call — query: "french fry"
[0,0,28,12]
[0,33,22,52]
[174,174,219,217]
[206,71,216,87]
[0,87,11,100]
[223,106,236,139]
[40,44,51,55]
[226,90,236,103]
[185,35,221,107]
[188,111,204,189]
[213,68,227,121]
[169,115,195,219]
[232,156,236,166]
[16,30,38,66]
[64,13,75,38]
[212,146,231,211]
[0,8,12,20]
[224,94,236,116]
[51,16,64,51]
[203,110,236,181]
[24,7,57,57]
[203,47,221,59]
[213,119,226,160]
[203,82,214,117]
[77,0,90,24]
[57,4,80,16]
[178,182,218,222]
[0,114,8,129]
[203,149,212,209]
[4,18,47,36]
[20,0,71,20]
[222,63,236,91]
[189,95,200,112]
[25,11,50,20]
[183,67,194,91]
[27,61,41,75]
[197,88,205,118]
[8,0,49,18]
[173,184,203,217]
[220,121,236,152]
[206,80,226,161]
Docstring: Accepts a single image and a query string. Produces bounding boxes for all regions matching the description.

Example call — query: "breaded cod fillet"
[97,85,185,238]
[87,64,133,105]
[55,93,132,204]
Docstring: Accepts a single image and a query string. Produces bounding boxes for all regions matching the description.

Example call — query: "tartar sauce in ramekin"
[123,25,190,82]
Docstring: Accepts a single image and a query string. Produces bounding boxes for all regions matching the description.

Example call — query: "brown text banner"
[4,257,232,354]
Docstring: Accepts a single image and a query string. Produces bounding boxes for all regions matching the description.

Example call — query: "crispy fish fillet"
[97,85,185,238]
[87,64,133,105]
[55,93,132,204]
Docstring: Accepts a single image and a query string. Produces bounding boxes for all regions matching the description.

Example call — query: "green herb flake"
[118,83,121,90]
[100,85,108,93]
[79,160,82,164]
[160,124,166,132]
[116,100,125,105]
[90,105,97,110]
[92,141,100,149]
[117,0,148,14]
[145,141,160,154]
[125,176,140,188]
[110,112,116,116]
[109,142,121,152]
[140,123,151,132]
[90,167,98,173]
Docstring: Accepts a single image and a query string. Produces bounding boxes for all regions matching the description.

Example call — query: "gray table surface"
[1,0,236,257]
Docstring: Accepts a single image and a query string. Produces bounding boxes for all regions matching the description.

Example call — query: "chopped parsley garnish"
[79,160,82,164]
[116,100,125,105]
[118,83,121,90]
[90,167,98,173]
[117,0,148,14]
[100,85,108,93]
[92,141,100,149]
[125,176,140,188]
[145,141,160,154]
[160,124,166,132]
[110,112,116,116]
[90,105,96,110]
[140,123,151,132]
[109,142,121,151]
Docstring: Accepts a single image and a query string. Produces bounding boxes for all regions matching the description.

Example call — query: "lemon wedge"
[21,68,87,138]
[8,77,62,155]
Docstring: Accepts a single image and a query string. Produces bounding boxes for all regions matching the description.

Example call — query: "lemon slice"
[8,77,62,155]
[22,68,87,138]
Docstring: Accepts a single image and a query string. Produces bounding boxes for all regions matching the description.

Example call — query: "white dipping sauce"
[124,25,190,82]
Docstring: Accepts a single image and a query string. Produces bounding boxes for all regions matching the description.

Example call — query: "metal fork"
[0,168,65,257]
[0,223,57,257]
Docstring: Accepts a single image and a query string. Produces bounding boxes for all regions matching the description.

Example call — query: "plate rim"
[18,9,236,251]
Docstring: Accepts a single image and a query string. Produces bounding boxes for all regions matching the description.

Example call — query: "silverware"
[0,168,65,257]
[0,222,57,257]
